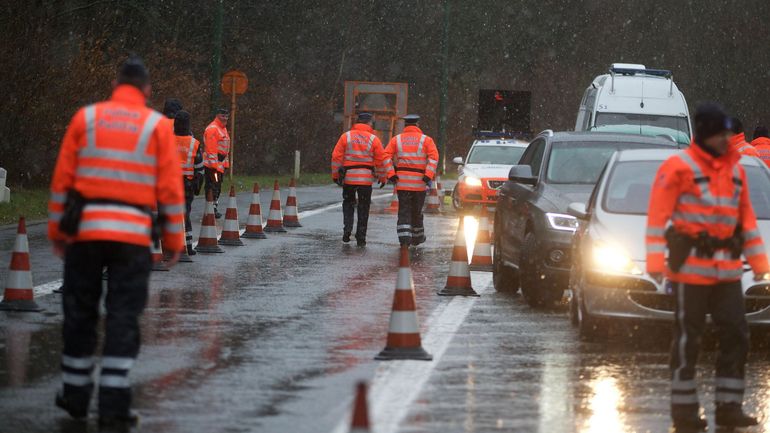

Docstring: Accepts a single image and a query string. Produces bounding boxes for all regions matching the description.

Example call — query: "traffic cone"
[195,191,224,253]
[219,186,244,246]
[0,217,42,312]
[375,246,433,361]
[178,218,194,263]
[264,180,287,233]
[150,227,168,271]
[384,188,399,213]
[242,182,267,239]
[438,218,479,296]
[349,382,370,432]
[424,180,442,214]
[283,178,302,228]
[436,176,444,197]
[470,207,493,271]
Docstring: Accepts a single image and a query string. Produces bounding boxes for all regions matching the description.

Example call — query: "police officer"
[175,110,204,255]
[383,114,439,246]
[48,56,185,427]
[331,112,386,246]
[203,108,230,218]
[646,103,770,431]
[729,117,759,157]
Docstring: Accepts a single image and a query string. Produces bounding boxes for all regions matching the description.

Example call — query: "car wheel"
[577,297,607,342]
[452,186,470,213]
[520,232,563,308]
[493,233,519,293]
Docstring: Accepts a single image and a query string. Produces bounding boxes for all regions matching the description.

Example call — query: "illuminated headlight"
[464,176,482,187]
[592,241,642,275]
[545,212,578,232]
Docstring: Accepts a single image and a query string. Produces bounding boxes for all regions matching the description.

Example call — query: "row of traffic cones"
[383,176,444,214]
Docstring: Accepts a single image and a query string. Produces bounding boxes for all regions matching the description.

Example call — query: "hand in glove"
[218,153,226,162]
[388,175,399,184]
[378,180,386,189]
[423,175,432,188]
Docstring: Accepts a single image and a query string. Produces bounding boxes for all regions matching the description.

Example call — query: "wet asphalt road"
[2,183,770,433]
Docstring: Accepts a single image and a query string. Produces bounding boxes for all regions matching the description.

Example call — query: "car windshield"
[603,161,770,219]
[546,141,668,184]
[467,145,526,165]
[595,112,691,140]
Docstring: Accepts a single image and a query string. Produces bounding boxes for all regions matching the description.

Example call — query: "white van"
[575,63,692,146]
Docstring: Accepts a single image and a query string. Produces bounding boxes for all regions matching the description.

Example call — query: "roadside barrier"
[438,218,478,296]
[0,217,42,311]
[264,180,287,233]
[283,178,302,228]
[242,182,267,239]
[195,191,224,253]
[219,186,244,246]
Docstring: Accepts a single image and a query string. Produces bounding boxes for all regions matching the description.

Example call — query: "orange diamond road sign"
[221,70,248,95]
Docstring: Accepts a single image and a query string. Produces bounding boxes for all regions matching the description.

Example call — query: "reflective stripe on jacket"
[646,142,769,284]
[48,85,185,250]
[203,119,230,173]
[331,123,385,186]
[382,126,439,192]
[752,136,770,168]
[730,133,759,157]
[177,135,200,179]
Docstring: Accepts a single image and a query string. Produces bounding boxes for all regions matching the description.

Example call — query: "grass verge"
[223,173,330,193]
[0,188,50,225]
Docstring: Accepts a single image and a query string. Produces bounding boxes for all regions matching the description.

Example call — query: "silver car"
[567,149,770,340]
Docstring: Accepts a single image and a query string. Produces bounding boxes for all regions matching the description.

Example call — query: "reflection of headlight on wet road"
[464,176,482,187]
[463,215,478,261]
[592,242,642,275]
[582,374,626,433]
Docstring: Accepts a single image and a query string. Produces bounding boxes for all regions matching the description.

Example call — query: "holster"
[337,167,347,185]
[151,212,165,249]
[665,227,694,273]
[59,190,86,236]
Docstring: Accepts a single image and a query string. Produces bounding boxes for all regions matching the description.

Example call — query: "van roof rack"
[609,66,672,78]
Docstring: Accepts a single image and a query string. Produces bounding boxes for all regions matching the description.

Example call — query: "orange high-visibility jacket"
[646,142,769,284]
[176,135,201,180]
[331,123,386,186]
[382,126,439,192]
[203,118,230,173]
[730,133,759,157]
[48,85,185,251]
[752,137,770,167]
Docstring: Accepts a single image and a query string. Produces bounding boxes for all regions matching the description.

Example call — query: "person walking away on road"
[331,112,386,247]
[203,108,230,218]
[646,103,769,432]
[175,110,204,255]
[382,114,439,246]
[751,126,770,167]
[47,55,185,428]
[729,117,758,157]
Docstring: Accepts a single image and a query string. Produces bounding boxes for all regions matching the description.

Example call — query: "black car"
[492,130,679,307]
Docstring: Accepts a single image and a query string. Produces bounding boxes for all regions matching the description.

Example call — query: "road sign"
[221,70,248,95]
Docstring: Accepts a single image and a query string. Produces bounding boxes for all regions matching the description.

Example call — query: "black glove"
[378,180,386,189]
[218,153,226,162]
[334,177,343,186]
[388,175,399,184]
[422,175,431,184]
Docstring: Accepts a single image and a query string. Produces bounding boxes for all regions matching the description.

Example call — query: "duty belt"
[665,226,744,272]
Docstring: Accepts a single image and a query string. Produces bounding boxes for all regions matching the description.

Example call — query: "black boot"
[55,391,88,420]
[214,209,223,219]
[99,410,140,430]
[187,245,197,256]
[342,232,351,243]
[356,237,366,247]
[672,405,708,432]
[716,403,758,428]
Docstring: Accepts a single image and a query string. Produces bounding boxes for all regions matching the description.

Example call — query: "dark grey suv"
[492,130,679,307]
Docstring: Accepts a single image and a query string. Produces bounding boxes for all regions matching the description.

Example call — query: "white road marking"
[24,192,393,300]
[331,273,493,433]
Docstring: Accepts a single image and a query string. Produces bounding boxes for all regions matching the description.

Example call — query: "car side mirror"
[567,202,589,220]
[508,165,537,185]
[452,156,463,165]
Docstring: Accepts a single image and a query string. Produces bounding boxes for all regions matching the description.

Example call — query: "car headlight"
[545,212,578,232]
[464,176,482,187]
[592,241,642,275]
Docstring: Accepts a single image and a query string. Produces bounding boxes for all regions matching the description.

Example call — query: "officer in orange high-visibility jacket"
[382,114,439,246]
[174,110,204,255]
[751,126,770,167]
[48,56,185,428]
[728,117,759,157]
[646,103,770,431]
[203,108,230,218]
[331,112,386,246]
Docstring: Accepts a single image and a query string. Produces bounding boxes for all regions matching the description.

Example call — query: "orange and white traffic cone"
[384,188,399,213]
[438,218,478,296]
[283,178,302,228]
[375,246,433,361]
[150,223,168,271]
[242,182,267,239]
[195,191,224,253]
[436,175,444,197]
[219,186,244,246]
[470,206,493,271]
[0,217,42,312]
[264,180,287,233]
[424,180,442,214]
[349,382,371,432]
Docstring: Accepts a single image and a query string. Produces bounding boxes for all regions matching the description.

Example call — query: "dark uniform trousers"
[670,281,749,415]
[204,167,223,208]
[61,241,151,417]
[342,184,373,240]
[396,190,427,246]
[183,178,196,250]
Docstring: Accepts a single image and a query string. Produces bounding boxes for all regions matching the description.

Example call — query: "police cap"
[402,114,420,125]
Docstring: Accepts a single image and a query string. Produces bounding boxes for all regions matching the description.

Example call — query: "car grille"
[628,292,770,314]
[487,180,505,189]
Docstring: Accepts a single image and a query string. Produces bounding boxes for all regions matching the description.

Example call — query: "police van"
[575,63,692,146]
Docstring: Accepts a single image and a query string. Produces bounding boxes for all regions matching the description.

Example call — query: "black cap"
[730,117,744,134]
[216,108,230,116]
[116,55,150,89]
[693,103,731,144]
[174,110,192,136]
[403,114,420,125]
[163,98,182,119]
[357,112,373,122]
[754,126,770,140]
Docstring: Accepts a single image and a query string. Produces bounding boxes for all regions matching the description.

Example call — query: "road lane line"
[331,273,493,433]
[27,192,393,300]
